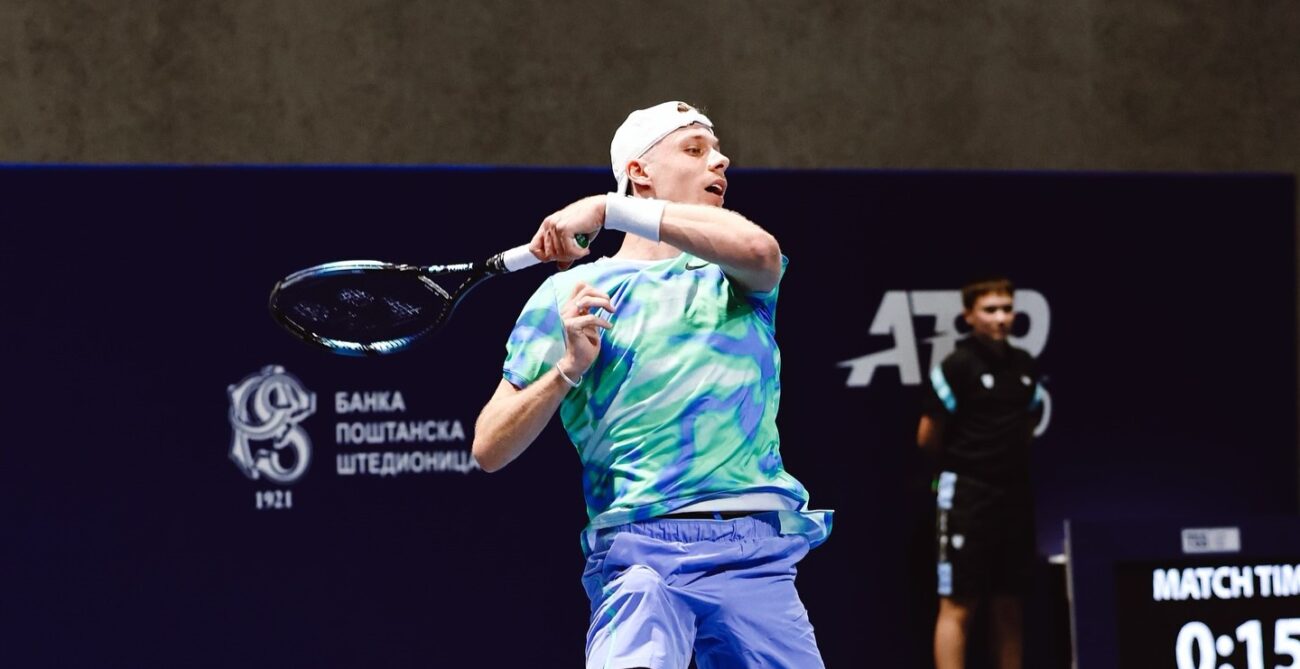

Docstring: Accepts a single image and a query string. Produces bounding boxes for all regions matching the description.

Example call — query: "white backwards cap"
[610,101,714,195]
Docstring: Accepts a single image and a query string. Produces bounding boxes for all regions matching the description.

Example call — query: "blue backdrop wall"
[3,166,1295,667]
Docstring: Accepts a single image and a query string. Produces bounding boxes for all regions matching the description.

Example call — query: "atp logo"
[838,290,1049,386]
[228,365,317,484]
[838,289,1052,434]
[837,289,1050,436]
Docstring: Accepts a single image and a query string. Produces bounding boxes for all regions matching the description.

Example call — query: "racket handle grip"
[499,245,541,272]
[496,234,591,273]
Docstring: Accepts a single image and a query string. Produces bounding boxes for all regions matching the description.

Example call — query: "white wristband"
[604,193,664,242]
[556,366,582,388]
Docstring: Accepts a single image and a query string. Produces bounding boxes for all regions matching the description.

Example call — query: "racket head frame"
[267,242,563,356]
[268,259,493,357]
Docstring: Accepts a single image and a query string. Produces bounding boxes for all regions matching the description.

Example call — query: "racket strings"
[337,288,376,308]
[282,283,448,339]
[382,297,424,318]
[270,265,478,354]
[292,298,428,330]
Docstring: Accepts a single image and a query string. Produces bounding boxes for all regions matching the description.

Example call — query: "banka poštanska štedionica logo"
[228,365,316,485]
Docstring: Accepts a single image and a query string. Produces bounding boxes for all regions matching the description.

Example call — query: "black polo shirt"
[923,337,1042,487]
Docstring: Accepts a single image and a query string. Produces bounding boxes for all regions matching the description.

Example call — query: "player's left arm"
[1027,368,1046,443]
[657,203,782,293]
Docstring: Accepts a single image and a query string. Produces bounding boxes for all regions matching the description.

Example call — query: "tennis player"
[472,101,832,669]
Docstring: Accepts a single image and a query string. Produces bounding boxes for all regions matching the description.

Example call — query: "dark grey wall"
[2,1,1298,499]
[2,0,1297,175]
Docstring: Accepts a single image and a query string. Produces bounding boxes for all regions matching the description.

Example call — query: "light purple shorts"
[581,513,824,669]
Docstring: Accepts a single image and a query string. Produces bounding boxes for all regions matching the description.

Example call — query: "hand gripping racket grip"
[491,233,590,273]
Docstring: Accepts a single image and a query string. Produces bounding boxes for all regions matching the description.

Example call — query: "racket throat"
[417,275,452,300]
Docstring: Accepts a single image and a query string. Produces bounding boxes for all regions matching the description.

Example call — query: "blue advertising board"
[3,166,1294,667]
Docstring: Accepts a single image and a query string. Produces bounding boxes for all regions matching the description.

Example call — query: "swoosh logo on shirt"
[686,260,711,270]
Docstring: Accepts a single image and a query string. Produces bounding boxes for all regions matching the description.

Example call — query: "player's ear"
[627,159,652,189]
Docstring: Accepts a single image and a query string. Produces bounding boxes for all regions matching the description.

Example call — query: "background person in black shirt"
[918,277,1044,669]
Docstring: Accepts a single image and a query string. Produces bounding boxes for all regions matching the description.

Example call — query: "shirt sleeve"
[922,355,961,417]
[1026,357,1046,416]
[743,254,789,330]
[502,277,566,389]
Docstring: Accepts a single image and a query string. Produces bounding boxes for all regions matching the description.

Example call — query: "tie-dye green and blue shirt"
[502,252,830,551]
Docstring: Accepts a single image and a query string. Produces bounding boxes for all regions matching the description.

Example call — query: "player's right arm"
[472,282,612,472]
[472,375,572,472]
[917,414,945,454]
[918,355,961,456]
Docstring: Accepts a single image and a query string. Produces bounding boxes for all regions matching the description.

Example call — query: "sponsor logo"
[838,289,1050,387]
[331,390,477,475]
[227,368,480,510]
[228,365,316,485]
[839,289,1053,435]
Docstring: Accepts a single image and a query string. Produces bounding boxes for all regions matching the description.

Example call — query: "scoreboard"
[1069,518,1300,669]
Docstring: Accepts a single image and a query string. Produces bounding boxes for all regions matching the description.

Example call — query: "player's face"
[638,125,729,206]
[964,292,1015,343]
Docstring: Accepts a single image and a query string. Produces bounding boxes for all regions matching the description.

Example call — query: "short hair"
[961,277,1015,310]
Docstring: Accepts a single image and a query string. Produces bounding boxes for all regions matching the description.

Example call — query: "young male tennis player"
[472,101,831,669]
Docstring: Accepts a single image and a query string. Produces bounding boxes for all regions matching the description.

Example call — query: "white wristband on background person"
[604,193,664,242]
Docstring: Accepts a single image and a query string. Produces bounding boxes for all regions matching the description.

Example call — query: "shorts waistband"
[658,510,757,520]
[591,511,783,549]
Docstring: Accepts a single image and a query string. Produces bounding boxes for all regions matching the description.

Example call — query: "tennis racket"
[269,236,587,356]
